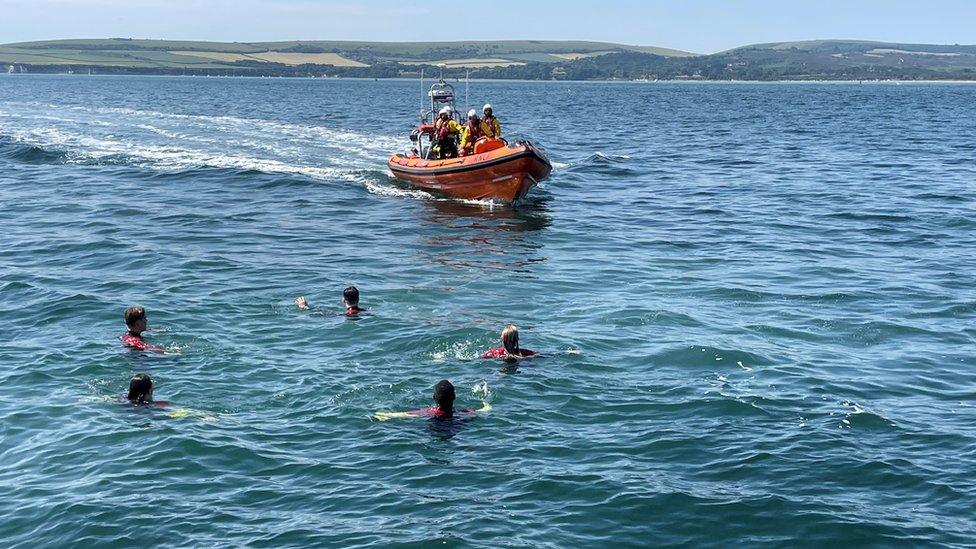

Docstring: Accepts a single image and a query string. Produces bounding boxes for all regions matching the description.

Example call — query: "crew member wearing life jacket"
[459,109,483,156]
[480,104,501,139]
[433,106,461,159]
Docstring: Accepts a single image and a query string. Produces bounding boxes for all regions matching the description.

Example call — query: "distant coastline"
[6,73,976,85]
[3,38,976,81]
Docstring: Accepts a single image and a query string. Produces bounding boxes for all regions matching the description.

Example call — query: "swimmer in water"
[121,307,165,353]
[481,324,536,359]
[374,379,490,421]
[296,286,366,317]
[121,374,211,419]
[126,373,168,407]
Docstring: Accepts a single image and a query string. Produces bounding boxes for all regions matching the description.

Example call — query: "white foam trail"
[363,178,436,200]
[0,122,368,183]
[593,151,632,160]
[2,101,403,157]
[0,101,405,186]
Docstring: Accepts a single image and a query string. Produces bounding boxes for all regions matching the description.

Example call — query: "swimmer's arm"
[146,343,168,354]
[373,411,416,422]
[122,336,167,353]
[295,296,340,316]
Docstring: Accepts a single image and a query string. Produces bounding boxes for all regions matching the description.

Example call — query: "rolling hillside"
[0,38,692,72]
[2,38,975,80]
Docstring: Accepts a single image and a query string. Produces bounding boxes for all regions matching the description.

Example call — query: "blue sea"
[1,75,975,547]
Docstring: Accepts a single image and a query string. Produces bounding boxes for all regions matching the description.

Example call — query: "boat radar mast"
[426,80,457,123]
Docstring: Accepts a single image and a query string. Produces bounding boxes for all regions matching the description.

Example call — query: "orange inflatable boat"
[388,136,551,203]
[387,79,552,203]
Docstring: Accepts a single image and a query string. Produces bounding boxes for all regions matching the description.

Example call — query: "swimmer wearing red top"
[120,306,165,353]
[296,286,366,317]
[374,380,490,421]
[481,324,536,359]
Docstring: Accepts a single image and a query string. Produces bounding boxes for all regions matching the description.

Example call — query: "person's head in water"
[433,379,456,415]
[501,324,520,355]
[124,306,148,335]
[343,286,360,309]
[127,373,154,403]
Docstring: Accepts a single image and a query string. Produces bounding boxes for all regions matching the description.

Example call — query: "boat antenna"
[465,70,469,112]
[419,68,424,124]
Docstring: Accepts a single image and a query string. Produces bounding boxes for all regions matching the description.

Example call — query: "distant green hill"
[0,38,693,72]
[2,38,975,80]
[725,39,976,55]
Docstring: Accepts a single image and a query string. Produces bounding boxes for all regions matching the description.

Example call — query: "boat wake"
[0,101,430,199]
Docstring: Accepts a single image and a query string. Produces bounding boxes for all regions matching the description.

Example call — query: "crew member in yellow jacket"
[480,104,502,139]
[433,106,462,159]
[459,109,484,156]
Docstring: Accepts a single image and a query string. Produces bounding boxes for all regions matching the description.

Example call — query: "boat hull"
[388,143,551,203]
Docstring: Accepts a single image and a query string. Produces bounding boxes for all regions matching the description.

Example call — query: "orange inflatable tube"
[388,140,552,203]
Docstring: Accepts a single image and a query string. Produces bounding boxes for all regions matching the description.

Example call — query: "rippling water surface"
[2,76,975,546]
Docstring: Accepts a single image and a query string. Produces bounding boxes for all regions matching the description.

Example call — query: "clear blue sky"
[2,0,974,53]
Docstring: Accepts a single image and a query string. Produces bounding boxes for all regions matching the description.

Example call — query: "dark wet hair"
[433,379,455,412]
[124,306,146,328]
[127,373,153,403]
[343,286,359,306]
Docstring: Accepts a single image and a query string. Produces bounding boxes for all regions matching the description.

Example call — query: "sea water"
[1,76,975,546]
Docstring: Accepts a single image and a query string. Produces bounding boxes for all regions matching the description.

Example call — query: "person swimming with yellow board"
[102,373,215,421]
[374,380,490,421]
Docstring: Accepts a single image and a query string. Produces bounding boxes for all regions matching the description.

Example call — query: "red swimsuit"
[407,406,475,418]
[480,347,536,359]
[121,333,164,353]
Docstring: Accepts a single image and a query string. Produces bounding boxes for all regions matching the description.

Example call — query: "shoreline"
[3,72,976,85]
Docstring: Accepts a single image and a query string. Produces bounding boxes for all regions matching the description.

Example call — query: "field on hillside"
[171,51,368,67]
[0,38,692,72]
[3,38,974,80]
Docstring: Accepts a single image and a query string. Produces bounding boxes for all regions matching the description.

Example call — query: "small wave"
[557,151,633,170]
[559,151,638,177]
[826,211,914,222]
[0,138,65,164]
[839,401,895,430]
[593,151,632,161]
[651,345,773,369]
[697,157,761,168]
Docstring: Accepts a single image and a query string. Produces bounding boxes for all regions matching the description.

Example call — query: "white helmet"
[483,103,492,112]
[467,109,477,118]
[439,106,452,116]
